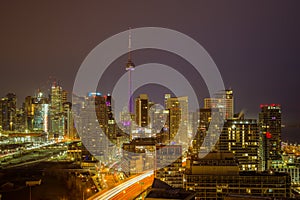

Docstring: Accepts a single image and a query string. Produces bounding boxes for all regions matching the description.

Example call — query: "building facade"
[155,144,183,188]
[204,90,234,120]
[50,82,64,138]
[259,104,282,170]
[184,152,291,199]
[165,95,189,145]
[135,94,149,127]
[0,93,17,131]
[218,119,260,171]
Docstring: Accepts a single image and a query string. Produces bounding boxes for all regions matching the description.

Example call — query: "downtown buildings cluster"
[117,90,297,199]
[0,82,74,140]
[0,81,299,199]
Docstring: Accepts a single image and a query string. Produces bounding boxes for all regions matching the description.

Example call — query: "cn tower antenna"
[125,27,135,114]
[128,27,132,60]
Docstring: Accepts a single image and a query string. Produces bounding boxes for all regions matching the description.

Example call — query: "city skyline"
[1,2,300,199]
[0,80,298,199]
[0,1,299,127]
[0,86,296,146]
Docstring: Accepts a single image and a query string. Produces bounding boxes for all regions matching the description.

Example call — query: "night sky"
[0,1,300,139]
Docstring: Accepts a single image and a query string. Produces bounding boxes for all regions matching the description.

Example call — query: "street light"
[83,188,90,200]
[26,179,41,200]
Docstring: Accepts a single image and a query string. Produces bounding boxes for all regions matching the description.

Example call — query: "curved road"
[89,170,154,200]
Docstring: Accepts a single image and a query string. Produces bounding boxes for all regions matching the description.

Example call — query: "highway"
[3,157,49,169]
[89,170,154,200]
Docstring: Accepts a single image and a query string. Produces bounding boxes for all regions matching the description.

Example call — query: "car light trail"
[90,170,153,200]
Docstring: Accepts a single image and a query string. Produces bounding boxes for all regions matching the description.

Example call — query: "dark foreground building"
[146,178,195,200]
[184,152,291,199]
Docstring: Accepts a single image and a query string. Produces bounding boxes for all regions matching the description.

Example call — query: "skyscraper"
[188,111,199,138]
[165,95,188,145]
[135,94,149,127]
[192,108,214,154]
[149,104,169,141]
[204,89,234,119]
[126,29,135,114]
[78,92,109,161]
[0,93,17,131]
[218,119,260,171]
[106,94,117,142]
[192,107,228,155]
[24,95,34,131]
[32,91,49,132]
[259,104,282,170]
[50,82,64,138]
[155,144,183,188]
[62,90,68,104]
[63,102,74,139]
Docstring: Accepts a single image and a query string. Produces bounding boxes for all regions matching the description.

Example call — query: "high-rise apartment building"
[218,119,260,171]
[62,90,68,104]
[192,108,222,154]
[24,95,33,131]
[259,104,282,170]
[50,82,64,137]
[135,94,149,127]
[123,138,156,175]
[32,92,49,132]
[204,89,234,119]
[155,144,183,188]
[149,104,167,132]
[199,108,212,130]
[165,95,188,145]
[0,93,17,131]
[106,94,117,142]
[63,102,74,139]
[78,92,109,161]
[188,111,199,138]
[184,152,291,199]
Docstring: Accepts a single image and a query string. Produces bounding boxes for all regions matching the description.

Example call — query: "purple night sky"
[0,1,299,140]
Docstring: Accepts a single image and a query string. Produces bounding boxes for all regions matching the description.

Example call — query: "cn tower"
[126,29,135,114]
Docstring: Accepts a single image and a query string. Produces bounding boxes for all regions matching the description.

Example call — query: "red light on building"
[266,132,272,139]
[270,104,280,107]
[260,104,281,108]
[260,104,268,108]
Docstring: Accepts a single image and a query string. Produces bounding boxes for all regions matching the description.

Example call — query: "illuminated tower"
[218,119,260,171]
[106,94,116,141]
[50,81,64,138]
[62,90,68,104]
[204,89,234,119]
[79,92,109,161]
[135,94,149,127]
[0,93,17,131]
[63,102,73,139]
[259,104,282,170]
[126,29,135,114]
[165,95,188,144]
[25,93,49,133]
[24,96,34,131]
[32,91,49,132]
